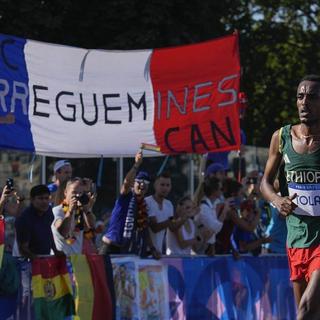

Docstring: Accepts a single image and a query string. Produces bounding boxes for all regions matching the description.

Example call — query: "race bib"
[288,183,320,216]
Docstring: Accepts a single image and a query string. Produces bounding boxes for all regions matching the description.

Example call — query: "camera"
[247,177,257,185]
[6,178,14,191]
[75,193,90,206]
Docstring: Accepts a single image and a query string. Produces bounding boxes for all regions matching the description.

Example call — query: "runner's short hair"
[300,74,320,83]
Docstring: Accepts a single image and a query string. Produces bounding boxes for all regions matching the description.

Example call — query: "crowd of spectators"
[0,150,289,315]
[0,151,287,263]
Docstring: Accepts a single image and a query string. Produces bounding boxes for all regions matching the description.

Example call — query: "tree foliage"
[0,0,319,146]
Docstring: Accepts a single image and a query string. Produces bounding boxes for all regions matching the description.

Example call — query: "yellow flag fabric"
[70,254,94,320]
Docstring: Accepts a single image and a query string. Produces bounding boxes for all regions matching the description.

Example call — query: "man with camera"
[51,177,95,255]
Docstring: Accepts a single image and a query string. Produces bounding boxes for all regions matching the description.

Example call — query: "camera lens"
[76,193,90,205]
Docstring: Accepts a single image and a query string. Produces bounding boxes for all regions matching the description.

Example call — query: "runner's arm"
[260,130,296,216]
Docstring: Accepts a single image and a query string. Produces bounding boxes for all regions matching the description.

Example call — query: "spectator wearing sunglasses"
[102,151,159,258]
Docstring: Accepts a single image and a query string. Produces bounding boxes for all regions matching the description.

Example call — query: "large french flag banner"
[0,33,240,157]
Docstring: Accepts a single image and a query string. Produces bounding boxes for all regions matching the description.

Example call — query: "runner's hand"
[274,193,297,217]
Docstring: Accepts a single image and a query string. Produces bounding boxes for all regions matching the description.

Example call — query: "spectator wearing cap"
[102,151,159,258]
[205,163,226,180]
[193,162,226,205]
[15,185,60,260]
[48,160,72,206]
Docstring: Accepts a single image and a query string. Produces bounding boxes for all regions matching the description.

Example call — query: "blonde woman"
[166,196,198,255]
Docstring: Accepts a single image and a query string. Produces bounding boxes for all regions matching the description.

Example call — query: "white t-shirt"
[145,195,174,253]
[166,220,196,255]
[195,197,223,244]
[51,204,83,255]
[12,238,21,257]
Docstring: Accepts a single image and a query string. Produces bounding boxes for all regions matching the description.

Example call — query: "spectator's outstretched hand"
[0,185,14,204]
[135,150,143,167]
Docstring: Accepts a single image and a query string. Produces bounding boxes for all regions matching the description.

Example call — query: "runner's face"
[297,81,320,125]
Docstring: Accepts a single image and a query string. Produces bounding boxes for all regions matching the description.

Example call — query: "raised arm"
[0,185,11,215]
[121,150,143,195]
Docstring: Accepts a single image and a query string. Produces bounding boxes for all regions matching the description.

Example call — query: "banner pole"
[157,155,169,176]
[119,157,124,194]
[237,150,242,182]
[41,155,46,184]
[189,155,195,197]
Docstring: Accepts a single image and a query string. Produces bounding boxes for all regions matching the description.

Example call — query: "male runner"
[261,74,320,320]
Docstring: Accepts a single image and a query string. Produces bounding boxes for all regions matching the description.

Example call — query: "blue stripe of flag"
[0,34,35,152]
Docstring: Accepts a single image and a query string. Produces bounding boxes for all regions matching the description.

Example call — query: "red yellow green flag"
[32,256,75,320]
[86,254,113,320]
[0,217,4,268]
[70,254,113,320]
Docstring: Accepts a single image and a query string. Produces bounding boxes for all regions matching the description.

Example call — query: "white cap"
[53,160,71,172]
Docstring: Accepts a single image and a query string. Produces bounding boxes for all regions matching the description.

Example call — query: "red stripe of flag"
[86,255,113,320]
[150,33,241,154]
[32,256,68,278]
